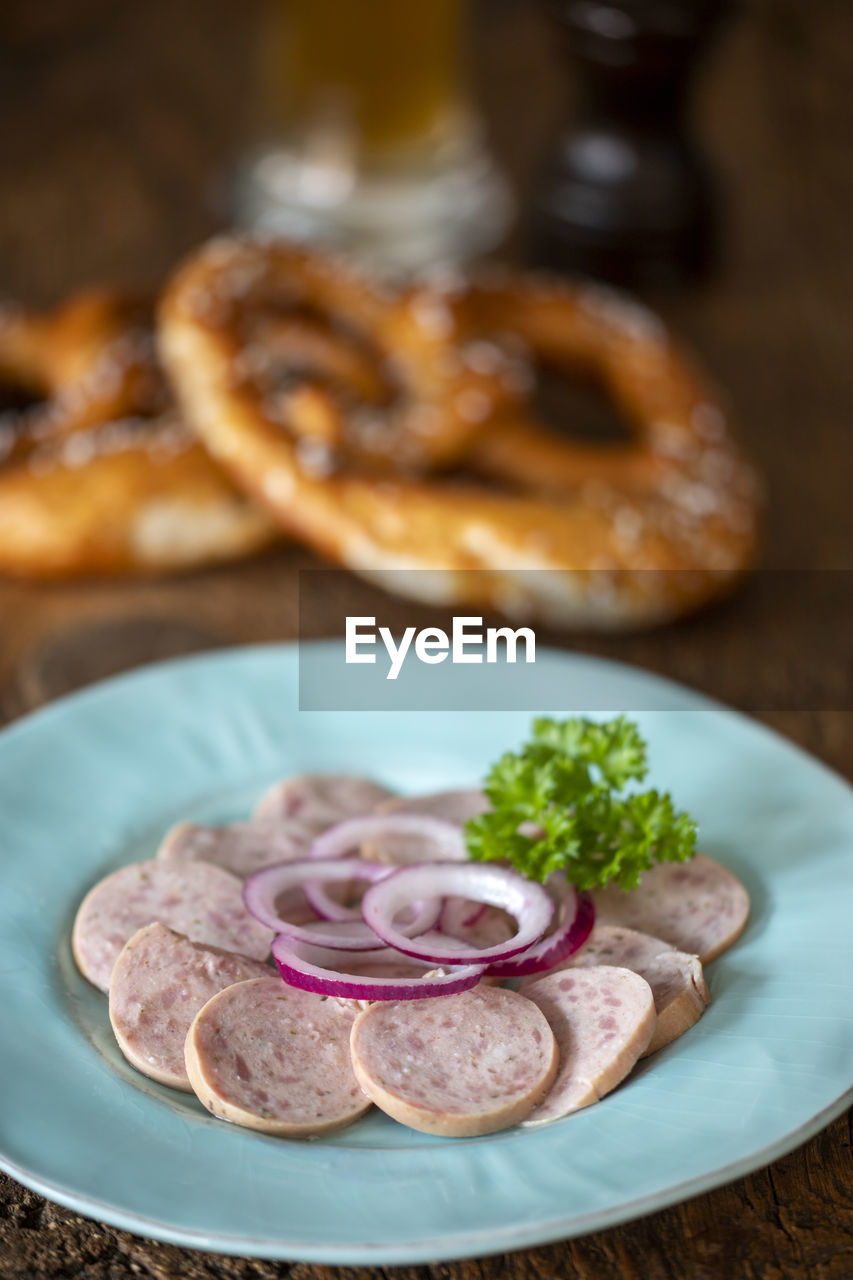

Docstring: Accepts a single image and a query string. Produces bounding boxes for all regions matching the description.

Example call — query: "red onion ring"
[243,858,389,951]
[301,877,370,922]
[303,875,442,937]
[486,882,595,977]
[271,935,486,1001]
[361,863,554,964]
[308,813,467,863]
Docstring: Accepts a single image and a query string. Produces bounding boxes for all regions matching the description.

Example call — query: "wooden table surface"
[1,1,851,1277]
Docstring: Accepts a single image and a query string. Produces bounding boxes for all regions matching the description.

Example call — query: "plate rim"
[1,1089,852,1263]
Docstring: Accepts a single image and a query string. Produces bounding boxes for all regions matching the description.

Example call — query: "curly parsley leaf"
[465,716,697,891]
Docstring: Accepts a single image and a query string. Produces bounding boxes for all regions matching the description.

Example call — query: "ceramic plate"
[0,644,851,1264]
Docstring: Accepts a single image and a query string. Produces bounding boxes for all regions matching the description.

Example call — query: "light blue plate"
[1,643,851,1265]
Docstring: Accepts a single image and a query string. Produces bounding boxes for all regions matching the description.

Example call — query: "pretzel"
[0,289,164,442]
[0,288,278,578]
[416,270,758,507]
[160,237,761,628]
[158,237,522,473]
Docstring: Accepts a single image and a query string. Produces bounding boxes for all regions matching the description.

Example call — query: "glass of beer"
[233,0,512,271]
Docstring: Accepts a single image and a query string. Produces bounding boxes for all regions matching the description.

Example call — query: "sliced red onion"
[302,873,388,922]
[486,883,595,977]
[272,935,486,1001]
[304,874,442,936]
[308,813,467,863]
[243,858,388,951]
[361,863,554,964]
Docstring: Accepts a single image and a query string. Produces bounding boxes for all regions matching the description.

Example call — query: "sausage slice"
[591,853,750,963]
[156,821,319,923]
[522,966,655,1126]
[72,858,274,992]
[253,773,395,832]
[185,976,371,1136]
[365,789,489,865]
[438,898,517,950]
[522,924,710,1055]
[157,820,310,878]
[109,923,270,1090]
[349,985,558,1137]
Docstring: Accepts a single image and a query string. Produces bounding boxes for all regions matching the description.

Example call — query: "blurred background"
[1,0,850,562]
[0,0,849,721]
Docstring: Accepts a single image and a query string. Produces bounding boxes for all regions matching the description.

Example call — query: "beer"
[263,0,467,163]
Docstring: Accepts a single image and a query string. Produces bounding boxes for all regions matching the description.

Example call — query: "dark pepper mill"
[530,0,733,290]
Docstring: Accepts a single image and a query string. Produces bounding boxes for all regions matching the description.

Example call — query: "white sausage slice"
[591,853,750,963]
[438,898,517,950]
[253,774,395,833]
[157,820,310,878]
[109,923,270,1090]
[522,924,710,1056]
[365,789,489,865]
[376,788,489,825]
[156,821,319,924]
[72,858,274,992]
[349,985,558,1137]
[521,966,655,1126]
[185,976,371,1136]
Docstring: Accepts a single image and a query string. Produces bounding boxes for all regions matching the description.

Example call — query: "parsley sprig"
[465,716,697,891]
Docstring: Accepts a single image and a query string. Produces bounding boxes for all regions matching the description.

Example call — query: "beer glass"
[233,0,511,270]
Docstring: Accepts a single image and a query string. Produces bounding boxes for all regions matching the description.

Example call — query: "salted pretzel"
[0,289,164,442]
[0,288,279,578]
[160,237,761,628]
[158,237,522,474]
[409,269,759,508]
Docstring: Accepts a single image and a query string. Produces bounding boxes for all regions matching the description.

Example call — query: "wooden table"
[1,1,851,1276]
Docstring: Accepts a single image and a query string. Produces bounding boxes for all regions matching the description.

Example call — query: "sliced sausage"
[185,976,371,1136]
[252,773,395,834]
[156,820,318,923]
[72,858,274,992]
[349,985,558,1137]
[109,923,270,1090]
[521,966,655,1126]
[376,789,489,825]
[438,898,517,950]
[591,853,750,963]
[365,788,489,864]
[157,820,310,878]
[522,924,710,1056]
